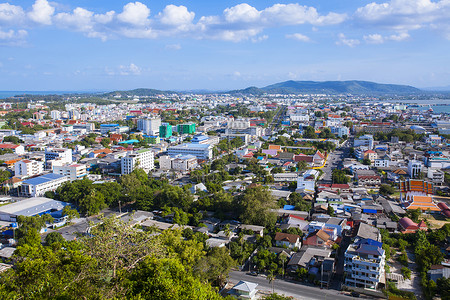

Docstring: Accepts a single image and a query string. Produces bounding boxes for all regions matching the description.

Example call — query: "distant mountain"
[422,85,450,92]
[229,80,421,95]
[102,88,177,97]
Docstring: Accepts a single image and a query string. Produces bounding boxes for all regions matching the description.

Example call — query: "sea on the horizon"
[0,91,95,98]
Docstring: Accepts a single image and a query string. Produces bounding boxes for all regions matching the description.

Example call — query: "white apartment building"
[53,164,87,181]
[226,119,262,138]
[407,160,423,178]
[19,173,68,197]
[344,240,385,289]
[159,155,173,170]
[121,149,155,175]
[167,143,213,160]
[354,135,374,150]
[159,155,198,171]
[330,126,350,138]
[14,159,44,179]
[50,110,61,120]
[273,172,298,182]
[45,148,72,165]
[373,158,390,168]
[290,114,310,123]
[137,117,161,136]
[427,168,444,184]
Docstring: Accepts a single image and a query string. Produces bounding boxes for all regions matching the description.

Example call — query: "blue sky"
[0,0,449,91]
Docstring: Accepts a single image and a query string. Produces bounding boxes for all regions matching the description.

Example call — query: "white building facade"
[137,117,161,136]
[14,159,44,179]
[121,149,155,175]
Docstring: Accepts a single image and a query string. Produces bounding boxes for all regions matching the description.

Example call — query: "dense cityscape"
[0,90,447,299]
[2,0,450,299]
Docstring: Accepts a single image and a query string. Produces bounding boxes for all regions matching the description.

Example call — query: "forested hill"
[228,80,421,95]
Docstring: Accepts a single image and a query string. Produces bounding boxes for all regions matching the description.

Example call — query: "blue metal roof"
[119,139,140,144]
[283,205,295,210]
[356,238,383,248]
[100,124,119,127]
[23,173,66,185]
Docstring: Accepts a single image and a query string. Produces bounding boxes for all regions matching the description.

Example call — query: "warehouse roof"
[0,197,68,217]
[22,173,67,186]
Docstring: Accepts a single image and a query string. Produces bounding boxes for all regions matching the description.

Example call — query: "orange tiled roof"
[405,196,440,211]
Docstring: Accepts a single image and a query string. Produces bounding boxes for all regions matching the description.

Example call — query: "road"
[229,270,356,300]
[320,140,350,184]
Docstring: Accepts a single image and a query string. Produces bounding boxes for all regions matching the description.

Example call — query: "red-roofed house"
[313,150,326,165]
[274,232,301,249]
[303,229,332,247]
[0,144,25,155]
[398,217,428,233]
[364,150,378,162]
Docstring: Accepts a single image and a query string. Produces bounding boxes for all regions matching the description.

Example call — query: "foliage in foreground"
[0,216,235,299]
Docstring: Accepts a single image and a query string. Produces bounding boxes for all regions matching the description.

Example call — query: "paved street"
[320,141,350,184]
[229,270,355,300]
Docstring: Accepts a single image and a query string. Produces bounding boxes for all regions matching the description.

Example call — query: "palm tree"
[267,271,275,293]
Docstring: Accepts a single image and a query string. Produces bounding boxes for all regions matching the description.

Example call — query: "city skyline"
[0,0,450,91]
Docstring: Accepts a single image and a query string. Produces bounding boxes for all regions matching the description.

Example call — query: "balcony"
[351,266,380,274]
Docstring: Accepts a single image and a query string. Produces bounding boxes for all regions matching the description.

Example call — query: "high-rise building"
[407,160,423,178]
[159,123,173,138]
[137,117,161,136]
[121,149,155,175]
[344,239,385,289]
[354,135,374,150]
[14,159,44,179]
[177,123,196,135]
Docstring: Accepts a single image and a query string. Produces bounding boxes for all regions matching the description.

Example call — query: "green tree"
[289,193,311,211]
[239,186,277,227]
[303,126,317,139]
[125,257,223,300]
[45,232,65,246]
[332,169,349,184]
[100,137,111,148]
[79,190,107,216]
[379,184,396,195]
[62,206,80,221]
[195,247,236,287]
[2,136,23,144]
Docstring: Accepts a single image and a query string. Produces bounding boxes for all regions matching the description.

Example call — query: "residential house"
[274,232,301,249]
[303,229,331,247]
[228,281,258,300]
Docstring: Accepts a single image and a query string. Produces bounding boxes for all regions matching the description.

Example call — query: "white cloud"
[355,0,450,33]
[224,3,260,23]
[94,11,115,24]
[165,44,181,50]
[0,3,25,25]
[261,4,347,26]
[286,33,311,42]
[119,63,142,75]
[0,29,27,45]
[364,33,384,44]
[336,33,360,47]
[388,32,410,41]
[117,2,150,26]
[197,3,346,42]
[28,0,55,25]
[159,5,194,27]
[363,32,410,44]
[251,35,268,43]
